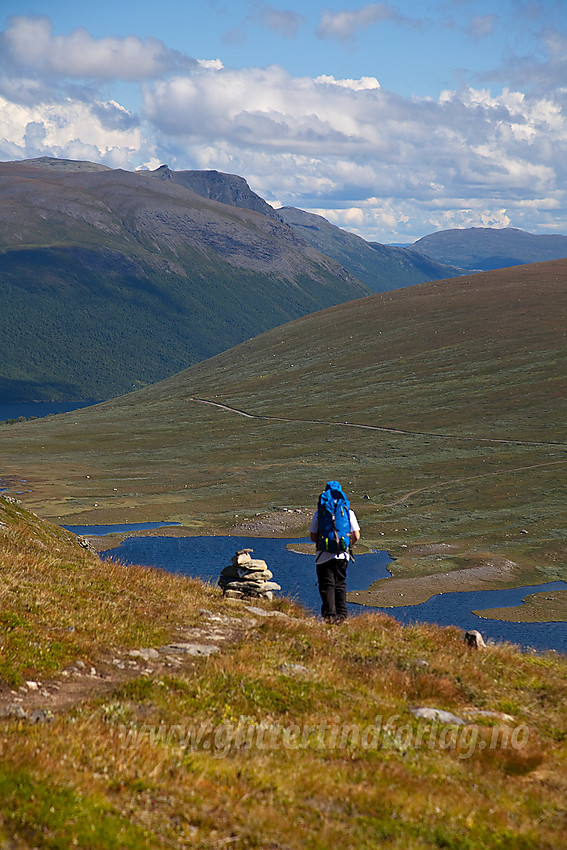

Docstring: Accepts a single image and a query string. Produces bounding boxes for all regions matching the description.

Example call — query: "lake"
[90,527,567,655]
[0,400,100,423]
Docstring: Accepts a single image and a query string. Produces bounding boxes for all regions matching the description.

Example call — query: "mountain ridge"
[278,206,466,292]
[410,226,567,270]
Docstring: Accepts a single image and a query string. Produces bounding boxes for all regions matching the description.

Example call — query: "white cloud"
[316,3,417,42]
[315,75,380,90]
[0,15,194,81]
[0,93,147,167]
[196,59,224,71]
[140,64,567,240]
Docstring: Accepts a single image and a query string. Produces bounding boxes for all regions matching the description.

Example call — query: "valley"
[2,258,565,620]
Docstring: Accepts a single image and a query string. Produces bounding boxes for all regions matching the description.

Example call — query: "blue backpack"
[317,480,351,554]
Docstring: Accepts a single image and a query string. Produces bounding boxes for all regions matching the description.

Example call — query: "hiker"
[309,480,360,623]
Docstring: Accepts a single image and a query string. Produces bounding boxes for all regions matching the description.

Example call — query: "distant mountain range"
[409,227,567,271]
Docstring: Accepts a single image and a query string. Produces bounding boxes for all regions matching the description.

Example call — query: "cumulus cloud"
[316,3,418,42]
[315,75,381,90]
[0,15,195,80]
[0,93,148,167]
[141,62,567,239]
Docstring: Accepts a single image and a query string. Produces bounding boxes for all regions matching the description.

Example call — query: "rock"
[28,709,54,724]
[232,552,252,566]
[220,565,273,580]
[129,648,160,661]
[279,663,310,677]
[0,703,28,719]
[244,606,292,619]
[464,630,486,649]
[220,550,280,599]
[461,708,515,722]
[410,707,465,725]
[159,643,220,657]
[220,579,281,592]
[247,559,270,571]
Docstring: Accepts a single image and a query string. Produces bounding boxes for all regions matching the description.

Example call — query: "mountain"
[410,226,567,271]
[3,259,565,593]
[277,207,466,292]
[0,158,369,401]
[145,169,467,292]
[149,164,280,219]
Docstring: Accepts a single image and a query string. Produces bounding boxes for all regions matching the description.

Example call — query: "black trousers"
[316,556,348,622]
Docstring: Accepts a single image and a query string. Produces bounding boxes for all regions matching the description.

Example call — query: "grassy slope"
[0,496,566,849]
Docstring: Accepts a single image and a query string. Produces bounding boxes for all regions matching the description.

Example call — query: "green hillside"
[2,259,566,611]
[0,496,565,849]
[0,158,368,401]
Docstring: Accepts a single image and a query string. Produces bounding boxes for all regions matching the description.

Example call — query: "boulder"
[464,630,486,649]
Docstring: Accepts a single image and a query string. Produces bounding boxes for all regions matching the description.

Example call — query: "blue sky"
[1,1,566,242]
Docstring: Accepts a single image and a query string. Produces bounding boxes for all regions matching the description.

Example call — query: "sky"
[0,0,566,243]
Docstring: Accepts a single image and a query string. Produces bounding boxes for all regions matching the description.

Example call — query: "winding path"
[188,396,567,449]
[188,396,567,507]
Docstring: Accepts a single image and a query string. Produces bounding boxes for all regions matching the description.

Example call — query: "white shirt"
[309,509,360,564]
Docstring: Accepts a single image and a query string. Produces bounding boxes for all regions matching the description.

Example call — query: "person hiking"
[309,481,360,623]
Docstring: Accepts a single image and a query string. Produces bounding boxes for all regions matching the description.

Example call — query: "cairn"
[219,549,281,600]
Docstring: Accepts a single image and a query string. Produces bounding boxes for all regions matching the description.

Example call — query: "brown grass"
[0,497,566,848]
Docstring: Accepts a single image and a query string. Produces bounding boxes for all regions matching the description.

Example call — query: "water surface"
[0,400,100,422]
[64,521,180,536]
[94,531,567,654]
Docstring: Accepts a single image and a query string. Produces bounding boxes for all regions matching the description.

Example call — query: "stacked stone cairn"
[219,549,281,600]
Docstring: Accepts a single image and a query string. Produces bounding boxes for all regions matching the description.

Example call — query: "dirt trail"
[189,397,567,507]
[385,459,567,507]
[189,397,567,449]
[0,606,296,721]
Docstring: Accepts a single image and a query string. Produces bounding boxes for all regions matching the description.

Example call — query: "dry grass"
[0,497,566,848]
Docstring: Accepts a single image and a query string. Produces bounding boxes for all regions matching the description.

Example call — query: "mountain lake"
[63,524,567,655]
[0,400,100,423]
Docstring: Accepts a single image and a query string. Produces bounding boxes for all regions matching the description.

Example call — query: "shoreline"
[77,524,567,625]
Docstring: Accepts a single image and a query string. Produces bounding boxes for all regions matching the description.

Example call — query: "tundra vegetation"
[0,496,566,849]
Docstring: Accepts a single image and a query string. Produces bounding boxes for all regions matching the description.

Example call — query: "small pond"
[87,527,567,655]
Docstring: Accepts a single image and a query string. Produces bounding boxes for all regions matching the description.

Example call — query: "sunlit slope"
[2,260,566,587]
[177,258,566,440]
